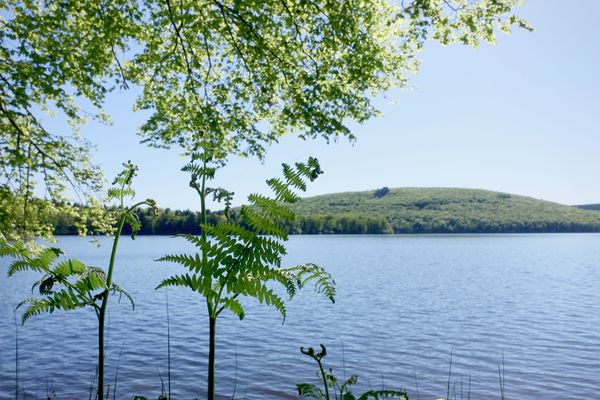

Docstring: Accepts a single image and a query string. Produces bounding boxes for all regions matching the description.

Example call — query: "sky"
[68,0,600,210]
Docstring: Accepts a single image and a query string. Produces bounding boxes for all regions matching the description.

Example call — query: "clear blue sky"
[73,0,600,210]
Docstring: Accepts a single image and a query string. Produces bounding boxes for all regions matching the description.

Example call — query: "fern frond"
[285,264,336,303]
[248,236,286,268]
[240,206,288,239]
[282,163,307,191]
[53,259,87,277]
[156,273,215,297]
[111,282,135,310]
[356,390,408,400]
[176,233,205,248]
[181,162,215,180]
[297,383,325,400]
[158,253,206,273]
[126,211,142,239]
[0,235,29,259]
[17,288,86,324]
[17,298,56,323]
[77,271,108,293]
[295,157,323,182]
[86,267,107,280]
[220,297,245,320]
[232,276,287,319]
[8,259,38,276]
[34,275,57,295]
[248,193,295,222]
[8,247,63,276]
[108,187,135,200]
[266,178,301,204]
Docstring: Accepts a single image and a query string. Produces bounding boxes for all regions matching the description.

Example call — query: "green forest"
[52,188,600,235]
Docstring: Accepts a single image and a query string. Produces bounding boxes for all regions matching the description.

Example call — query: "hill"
[282,188,600,234]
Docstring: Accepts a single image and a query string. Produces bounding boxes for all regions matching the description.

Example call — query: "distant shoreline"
[54,231,600,237]
[51,187,600,236]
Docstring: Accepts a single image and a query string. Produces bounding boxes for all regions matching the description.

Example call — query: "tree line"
[51,206,600,235]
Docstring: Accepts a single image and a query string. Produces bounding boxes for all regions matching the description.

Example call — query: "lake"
[1,234,599,399]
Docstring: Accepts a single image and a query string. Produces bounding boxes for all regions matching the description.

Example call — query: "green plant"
[298,345,409,400]
[157,154,336,400]
[0,162,157,400]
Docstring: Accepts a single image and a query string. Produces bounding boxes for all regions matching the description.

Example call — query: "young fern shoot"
[157,155,336,400]
[298,345,409,400]
[0,161,157,400]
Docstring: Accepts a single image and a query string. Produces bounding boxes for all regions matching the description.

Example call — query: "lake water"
[1,234,600,399]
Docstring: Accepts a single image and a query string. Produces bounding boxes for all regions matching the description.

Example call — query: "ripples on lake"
[1,234,599,399]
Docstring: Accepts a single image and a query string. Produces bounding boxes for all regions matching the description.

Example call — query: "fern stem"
[208,316,216,400]
[166,288,171,400]
[199,158,207,243]
[317,358,330,400]
[14,310,19,400]
[193,156,216,400]
[98,197,151,400]
[97,211,127,400]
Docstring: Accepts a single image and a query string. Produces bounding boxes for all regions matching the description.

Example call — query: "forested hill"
[284,188,600,234]
[53,188,600,235]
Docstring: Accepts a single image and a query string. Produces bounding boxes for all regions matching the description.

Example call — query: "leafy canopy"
[0,0,138,186]
[132,0,531,157]
[0,0,530,239]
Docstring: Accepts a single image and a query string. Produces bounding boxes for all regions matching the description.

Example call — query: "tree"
[0,0,141,239]
[373,187,390,198]
[1,1,531,233]
[132,0,531,158]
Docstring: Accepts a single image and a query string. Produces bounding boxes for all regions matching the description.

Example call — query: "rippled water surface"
[1,234,600,399]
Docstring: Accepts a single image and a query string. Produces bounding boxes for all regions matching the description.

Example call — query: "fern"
[1,162,155,400]
[158,155,335,399]
[1,245,132,324]
[298,345,408,400]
